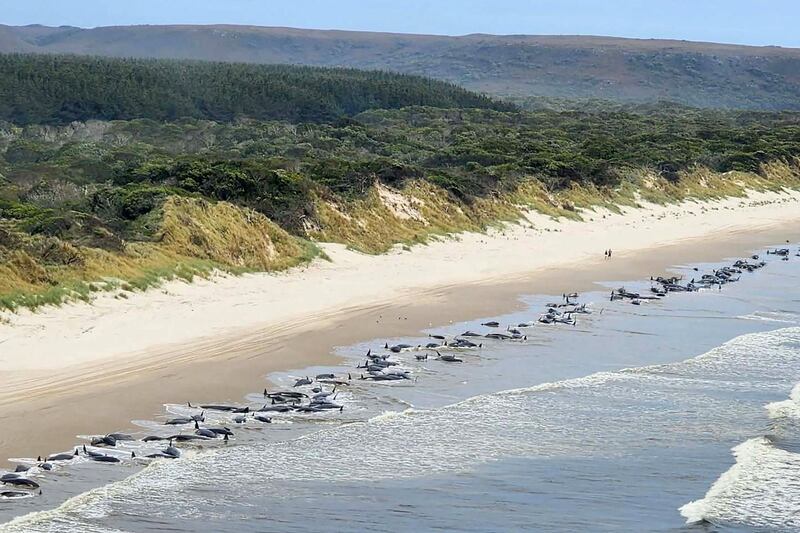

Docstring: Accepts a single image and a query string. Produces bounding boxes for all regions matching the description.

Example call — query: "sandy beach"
[1,189,799,463]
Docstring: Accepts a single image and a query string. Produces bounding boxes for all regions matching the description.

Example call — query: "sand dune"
[2,189,799,372]
[0,189,799,461]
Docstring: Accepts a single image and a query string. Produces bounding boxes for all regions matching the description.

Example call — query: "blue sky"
[3,0,798,47]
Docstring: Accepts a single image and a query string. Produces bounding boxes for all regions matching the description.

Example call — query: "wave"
[737,310,800,324]
[767,383,800,420]
[680,437,800,531]
[681,359,800,531]
[5,326,800,532]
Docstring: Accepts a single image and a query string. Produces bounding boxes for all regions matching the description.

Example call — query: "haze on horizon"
[3,0,799,48]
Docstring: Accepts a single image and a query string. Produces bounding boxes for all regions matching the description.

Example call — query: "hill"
[1,24,800,110]
[2,105,800,308]
[0,53,510,124]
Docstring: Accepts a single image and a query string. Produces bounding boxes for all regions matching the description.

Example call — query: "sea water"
[2,246,800,532]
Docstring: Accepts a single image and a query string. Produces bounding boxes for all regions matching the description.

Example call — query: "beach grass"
[1,161,798,312]
[0,198,323,311]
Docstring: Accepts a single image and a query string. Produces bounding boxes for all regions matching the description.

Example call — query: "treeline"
[0,54,512,124]
[2,105,800,251]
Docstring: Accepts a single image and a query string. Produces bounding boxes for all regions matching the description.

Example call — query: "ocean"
[2,245,800,532]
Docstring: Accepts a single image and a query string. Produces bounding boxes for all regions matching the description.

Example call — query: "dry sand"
[0,190,799,462]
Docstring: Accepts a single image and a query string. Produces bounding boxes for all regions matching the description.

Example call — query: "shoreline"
[1,190,799,463]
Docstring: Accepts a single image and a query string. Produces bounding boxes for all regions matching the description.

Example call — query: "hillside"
[0,54,509,124]
[1,24,800,110]
[2,104,800,309]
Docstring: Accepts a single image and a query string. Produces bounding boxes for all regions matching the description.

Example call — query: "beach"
[1,189,800,465]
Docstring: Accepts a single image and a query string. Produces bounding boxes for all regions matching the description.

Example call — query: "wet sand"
[1,219,797,464]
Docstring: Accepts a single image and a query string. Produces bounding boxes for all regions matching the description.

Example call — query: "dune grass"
[308,159,800,256]
[0,198,322,311]
[1,160,798,312]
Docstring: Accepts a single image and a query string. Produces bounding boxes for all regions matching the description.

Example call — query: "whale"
[165,416,194,425]
[0,490,33,499]
[194,421,220,438]
[170,434,210,442]
[258,404,293,413]
[47,449,79,461]
[107,433,135,441]
[88,454,121,463]
[1,476,39,489]
[90,435,117,447]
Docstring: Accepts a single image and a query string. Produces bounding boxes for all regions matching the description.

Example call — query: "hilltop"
[1,24,800,109]
[0,53,509,124]
[1,49,800,311]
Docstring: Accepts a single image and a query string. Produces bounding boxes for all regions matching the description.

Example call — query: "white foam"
[680,437,800,530]
[368,408,417,423]
[7,326,800,532]
[737,311,800,324]
[767,382,800,420]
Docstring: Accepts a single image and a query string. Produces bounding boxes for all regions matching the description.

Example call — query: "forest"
[1,53,800,308]
[2,105,799,245]
[0,53,512,124]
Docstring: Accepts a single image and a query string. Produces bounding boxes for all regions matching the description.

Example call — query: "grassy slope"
[309,160,800,254]
[0,197,321,310]
[2,159,798,311]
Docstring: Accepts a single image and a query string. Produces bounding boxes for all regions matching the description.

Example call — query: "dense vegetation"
[0,54,512,124]
[1,53,800,310]
[3,25,800,111]
[2,105,799,248]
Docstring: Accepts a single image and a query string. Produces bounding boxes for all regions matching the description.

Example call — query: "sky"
[3,0,799,48]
